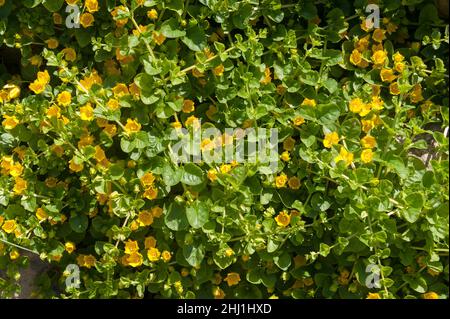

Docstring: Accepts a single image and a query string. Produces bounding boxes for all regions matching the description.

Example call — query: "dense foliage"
[0,0,448,299]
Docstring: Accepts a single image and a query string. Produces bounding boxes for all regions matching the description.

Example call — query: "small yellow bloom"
[124,240,139,254]
[220,164,231,174]
[69,158,84,172]
[280,151,290,162]
[36,208,48,221]
[361,135,376,149]
[61,48,77,62]
[147,247,161,262]
[161,250,172,262]
[335,147,354,167]
[207,168,218,182]
[423,292,439,299]
[380,68,396,82]
[372,50,387,66]
[46,38,59,49]
[260,67,271,84]
[138,210,154,227]
[185,115,200,129]
[10,250,20,260]
[126,251,144,267]
[85,0,99,13]
[124,118,141,134]
[2,220,17,233]
[394,62,405,73]
[275,173,288,188]
[293,116,305,126]
[350,49,362,66]
[372,28,385,43]
[366,293,381,299]
[79,103,94,121]
[213,287,225,299]
[65,242,76,254]
[144,236,157,249]
[275,211,291,227]
[112,83,129,97]
[349,98,365,113]
[143,186,158,200]
[393,52,404,63]
[152,32,166,45]
[147,9,158,20]
[151,206,163,218]
[141,172,155,186]
[361,149,374,163]
[80,13,94,28]
[182,99,195,113]
[389,82,400,95]
[213,64,225,76]
[13,177,27,195]
[2,115,19,130]
[301,98,316,107]
[323,132,339,148]
[57,91,72,106]
[46,105,61,118]
[224,272,241,286]
[288,176,301,190]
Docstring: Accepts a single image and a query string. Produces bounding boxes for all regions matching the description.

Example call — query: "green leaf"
[69,214,89,233]
[181,163,204,185]
[164,203,189,231]
[109,164,124,180]
[274,252,292,270]
[160,18,186,38]
[181,26,206,52]
[183,243,205,267]
[319,243,331,257]
[186,201,209,229]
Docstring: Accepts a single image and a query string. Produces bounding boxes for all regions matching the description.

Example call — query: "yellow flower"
[36,208,48,221]
[207,168,218,182]
[61,48,77,62]
[361,135,376,149]
[103,124,117,137]
[151,206,163,218]
[323,132,339,148]
[275,211,291,227]
[410,84,424,103]
[361,119,375,133]
[334,147,354,167]
[65,242,76,254]
[213,287,225,299]
[355,35,370,52]
[185,115,200,129]
[394,62,405,73]
[65,0,78,4]
[124,240,139,254]
[366,292,381,299]
[423,292,439,299]
[224,272,241,286]
[372,28,385,42]
[79,103,94,121]
[77,254,96,268]
[280,151,290,162]
[288,176,301,190]
[138,210,154,227]
[29,81,46,94]
[9,163,23,177]
[380,68,396,82]
[260,67,271,84]
[141,172,155,186]
[369,96,384,111]
[129,83,140,98]
[182,99,195,113]
[283,137,295,151]
[349,98,364,113]
[372,50,387,66]
[69,158,84,172]
[293,116,305,126]
[2,115,19,130]
[144,236,157,249]
[152,32,166,45]
[220,164,231,174]
[80,13,94,28]
[57,91,72,106]
[46,38,59,49]
[112,83,129,97]
[361,149,374,163]
[162,250,172,262]
[124,118,141,134]
[46,105,61,118]
[393,52,404,63]
[147,9,158,20]
[389,82,400,95]
[143,186,158,200]
[147,247,161,262]
[53,13,63,24]
[350,49,362,66]
[213,64,225,76]
[359,102,372,117]
[126,252,143,267]
[301,98,316,107]
[2,220,17,233]
[13,177,27,195]
[275,173,288,188]
[171,121,182,129]
[224,248,234,257]
[10,250,20,260]
[85,0,99,13]
[94,145,106,162]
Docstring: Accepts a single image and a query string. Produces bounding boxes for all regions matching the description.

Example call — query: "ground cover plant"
[0,0,449,299]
